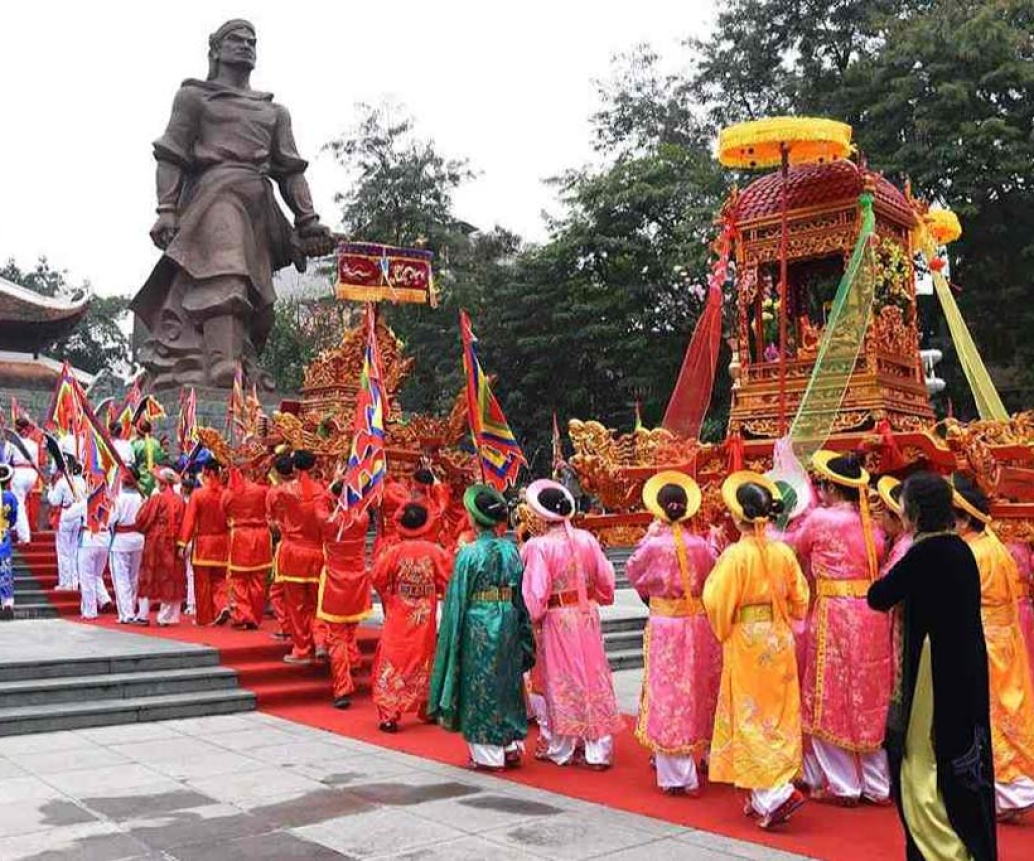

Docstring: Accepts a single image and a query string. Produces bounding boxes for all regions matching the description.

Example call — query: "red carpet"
[77,616,1031,860]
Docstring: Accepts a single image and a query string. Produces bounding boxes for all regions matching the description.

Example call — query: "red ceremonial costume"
[178,473,230,625]
[268,472,326,660]
[317,506,372,699]
[135,483,187,604]
[370,521,452,723]
[221,473,273,628]
[375,476,450,553]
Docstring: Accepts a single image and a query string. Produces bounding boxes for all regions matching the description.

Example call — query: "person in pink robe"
[790,451,891,806]
[520,479,623,769]
[1006,539,1034,687]
[626,471,719,795]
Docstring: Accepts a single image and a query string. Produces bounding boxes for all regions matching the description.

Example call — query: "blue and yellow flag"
[460,310,525,490]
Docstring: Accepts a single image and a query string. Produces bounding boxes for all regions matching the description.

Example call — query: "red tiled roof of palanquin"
[735,160,917,227]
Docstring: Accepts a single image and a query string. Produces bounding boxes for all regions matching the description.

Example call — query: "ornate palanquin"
[270,318,478,491]
[566,160,1034,546]
[728,161,933,439]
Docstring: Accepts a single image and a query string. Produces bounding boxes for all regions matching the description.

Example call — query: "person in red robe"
[266,454,293,641]
[316,481,373,709]
[136,467,187,626]
[221,467,272,629]
[267,450,326,664]
[178,457,230,625]
[370,501,452,732]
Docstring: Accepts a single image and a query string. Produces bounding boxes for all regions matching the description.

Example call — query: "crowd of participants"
[1,412,1032,851]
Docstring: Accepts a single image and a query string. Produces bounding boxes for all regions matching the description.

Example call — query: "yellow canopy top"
[718,116,853,169]
[924,208,962,245]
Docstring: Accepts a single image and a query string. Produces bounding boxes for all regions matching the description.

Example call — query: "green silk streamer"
[915,237,1008,422]
[790,192,878,459]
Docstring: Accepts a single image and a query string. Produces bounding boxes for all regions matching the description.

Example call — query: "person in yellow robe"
[953,475,1034,822]
[703,471,811,830]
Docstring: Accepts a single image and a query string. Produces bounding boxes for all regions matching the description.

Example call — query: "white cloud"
[0,0,714,296]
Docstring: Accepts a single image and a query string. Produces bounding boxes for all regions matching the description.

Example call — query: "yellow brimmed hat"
[642,471,701,524]
[812,449,870,489]
[951,487,992,526]
[877,476,904,517]
[722,471,782,523]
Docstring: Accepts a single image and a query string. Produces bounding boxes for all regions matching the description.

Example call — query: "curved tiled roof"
[735,161,917,227]
[0,275,91,353]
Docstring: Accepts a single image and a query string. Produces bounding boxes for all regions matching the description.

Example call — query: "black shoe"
[379,720,399,734]
[332,696,352,710]
[214,608,231,626]
[0,606,14,621]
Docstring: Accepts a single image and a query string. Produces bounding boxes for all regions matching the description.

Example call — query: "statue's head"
[207,19,257,80]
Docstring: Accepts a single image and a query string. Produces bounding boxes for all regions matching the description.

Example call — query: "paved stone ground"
[0,620,211,662]
[0,712,815,860]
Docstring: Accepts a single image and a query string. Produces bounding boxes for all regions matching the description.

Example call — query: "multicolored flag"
[226,363,246,441]
[45,361,84,441]
[459,310,526,490]
[117,380,142,439]
[551,411,564,474]
[338,304,388,524]
[177,388,198,454]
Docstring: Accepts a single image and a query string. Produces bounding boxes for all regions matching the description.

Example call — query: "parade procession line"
[79,617,1032,861]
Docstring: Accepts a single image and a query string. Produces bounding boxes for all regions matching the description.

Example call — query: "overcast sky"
[0,1,716,298]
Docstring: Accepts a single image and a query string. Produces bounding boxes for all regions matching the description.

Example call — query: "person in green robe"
[132,420,168,496]
[428,483,535,771]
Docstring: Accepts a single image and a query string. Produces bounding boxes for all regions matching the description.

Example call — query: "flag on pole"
[10,396,22,425]
[338,304,388,523]
[459,310,525,490]
[177,388,198,454]
[634,400,644,432]
[45,362,84,439]
[225,363,246,442]
[551,411,564,474]
[117,380,142,439]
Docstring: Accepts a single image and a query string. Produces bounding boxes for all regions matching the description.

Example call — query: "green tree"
[0,257,132,376]
[486,51,731,471]
[325,104,517,415]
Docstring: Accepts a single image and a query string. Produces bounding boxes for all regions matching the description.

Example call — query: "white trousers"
[806,738,890,801]
[185,557,196,614]
[55,522,80,590]
[77,546,108,619]
[109,549,142,623]
[468,741,522,768]
[655,753,699,790]
[528,691,551,742]
[997,776,1034,813]
[750,784,795,816]
[547,735,614,767]
[10,470,34,543]
[157,602,181,626]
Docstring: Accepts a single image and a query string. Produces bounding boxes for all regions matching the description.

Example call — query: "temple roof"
[0,275,90,353]
[735,161,917,228]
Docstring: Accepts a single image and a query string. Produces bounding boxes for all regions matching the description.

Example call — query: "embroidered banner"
[335,242,436,306]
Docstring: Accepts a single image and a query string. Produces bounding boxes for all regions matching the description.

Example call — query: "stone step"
[603,629,645,652]
[0,666,238,708]
[600,614,647,634]
[0,689,255,736]
[11,605,60,621]
[606,648,644,672]
[0,648,220,683]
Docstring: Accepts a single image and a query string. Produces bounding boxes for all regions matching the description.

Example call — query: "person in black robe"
[867,471,997,861]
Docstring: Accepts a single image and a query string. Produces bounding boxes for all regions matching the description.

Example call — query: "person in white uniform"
[47,458,86,592]
[9,418,40,544]
[108,468,145,623]
[109,422,136,472]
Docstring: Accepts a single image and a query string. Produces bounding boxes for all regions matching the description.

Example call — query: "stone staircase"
[602,545,645,671]
[0,533,255,736]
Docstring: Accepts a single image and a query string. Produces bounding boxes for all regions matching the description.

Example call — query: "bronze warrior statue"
[131,19,334,390]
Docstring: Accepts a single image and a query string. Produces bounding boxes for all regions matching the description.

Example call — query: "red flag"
[460,310,525,490]
[118,380,142,439]
[662,219,735,439]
